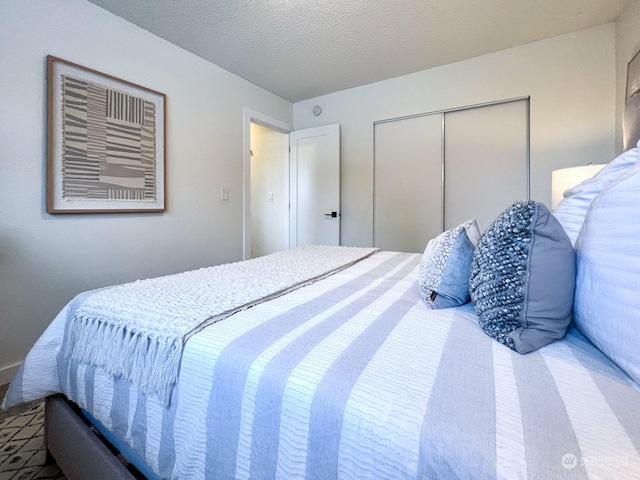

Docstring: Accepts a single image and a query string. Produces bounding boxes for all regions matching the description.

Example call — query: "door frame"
[242,108,292,260]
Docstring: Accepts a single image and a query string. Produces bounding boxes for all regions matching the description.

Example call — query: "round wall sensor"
[312,105,322,116]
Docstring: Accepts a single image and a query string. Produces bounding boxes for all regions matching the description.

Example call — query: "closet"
[373,98,529,253]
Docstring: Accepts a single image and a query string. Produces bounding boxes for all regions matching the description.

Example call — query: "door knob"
[324,212,338,218]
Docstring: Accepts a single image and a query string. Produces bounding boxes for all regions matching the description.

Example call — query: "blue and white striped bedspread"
[5,251,640,479]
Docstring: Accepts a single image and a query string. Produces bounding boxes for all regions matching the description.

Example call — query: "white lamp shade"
[551,164,605,210]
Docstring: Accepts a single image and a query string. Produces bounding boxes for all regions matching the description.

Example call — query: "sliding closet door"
[444,99,529,232]
[374,98,529,252]
[374,115,442,253]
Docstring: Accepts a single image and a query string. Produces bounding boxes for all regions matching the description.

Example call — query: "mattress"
[5,250,640,479]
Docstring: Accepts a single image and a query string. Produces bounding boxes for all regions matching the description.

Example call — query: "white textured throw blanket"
[64,245,379,403]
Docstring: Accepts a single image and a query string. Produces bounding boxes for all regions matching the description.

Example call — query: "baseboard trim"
[0,362,22,385]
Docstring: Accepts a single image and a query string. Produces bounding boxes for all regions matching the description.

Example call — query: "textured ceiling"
[86,0,626,102]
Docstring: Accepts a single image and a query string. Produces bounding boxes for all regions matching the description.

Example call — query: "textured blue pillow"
[418,220,481,309]
[469,201,575,353]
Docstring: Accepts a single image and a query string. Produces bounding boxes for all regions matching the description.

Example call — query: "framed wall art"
[46,55,166,213]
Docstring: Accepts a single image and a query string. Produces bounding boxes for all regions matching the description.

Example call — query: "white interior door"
[289,124,340,247]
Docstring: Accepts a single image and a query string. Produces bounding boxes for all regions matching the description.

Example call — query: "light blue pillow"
[470,201,575,354]
[574,162,640,386]
[553,142,639,246]
[418,220,481,309]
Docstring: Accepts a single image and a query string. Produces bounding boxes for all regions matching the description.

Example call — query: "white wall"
[293,25,616,248]
[250,123,286,257]
[0,0,292,383]
[615,0,640,152]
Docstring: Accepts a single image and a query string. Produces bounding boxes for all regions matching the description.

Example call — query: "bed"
[4,128,640,480]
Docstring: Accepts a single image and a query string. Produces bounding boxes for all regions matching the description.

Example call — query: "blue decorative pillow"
[418,220,481,309]
[469,201,575,353]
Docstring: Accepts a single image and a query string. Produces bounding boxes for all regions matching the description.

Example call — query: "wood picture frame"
[46,56,166,213]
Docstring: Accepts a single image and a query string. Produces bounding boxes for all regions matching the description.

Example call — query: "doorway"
[249,122,288,258]
[243,109,291,260]
[243,110,341,260]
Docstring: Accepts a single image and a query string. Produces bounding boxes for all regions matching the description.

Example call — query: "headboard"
[624,49,640,150]
[624,94,640,150]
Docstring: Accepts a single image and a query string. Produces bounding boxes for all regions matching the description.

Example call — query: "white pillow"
[573,161,640,386]
[553,142,639,246]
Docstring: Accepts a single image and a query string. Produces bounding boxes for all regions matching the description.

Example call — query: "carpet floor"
[0,384,65,480]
